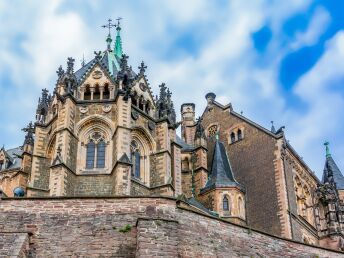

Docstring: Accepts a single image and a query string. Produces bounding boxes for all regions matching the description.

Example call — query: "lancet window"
[86,132,106,169]
[131,141,141,179]
[223,196,230,211]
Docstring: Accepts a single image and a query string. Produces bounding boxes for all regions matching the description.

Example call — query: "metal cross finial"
[102,18,116,35]
[116,17,122,28]
[138,61,147,74]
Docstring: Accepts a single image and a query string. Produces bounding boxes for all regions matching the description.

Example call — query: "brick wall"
[202,105,283,236]
[0,197,342,257]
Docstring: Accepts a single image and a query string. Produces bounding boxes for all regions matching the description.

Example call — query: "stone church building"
[1,21,344,256]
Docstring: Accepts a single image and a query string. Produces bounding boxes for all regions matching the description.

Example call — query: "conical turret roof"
[202,138,244,192]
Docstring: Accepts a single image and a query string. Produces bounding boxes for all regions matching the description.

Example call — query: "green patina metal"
[114,26,123,59]
[324,141,331,157]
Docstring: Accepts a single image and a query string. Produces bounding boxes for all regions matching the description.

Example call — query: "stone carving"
[131,109,139,120]
[102,105,112,113]
[139,82,146,92]
[92,70,103,79]
[148,121,155,131]
[79,106,88,114]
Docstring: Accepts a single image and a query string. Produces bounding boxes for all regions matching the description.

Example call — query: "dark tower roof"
[322,142,344,190]
[201,137,244,192]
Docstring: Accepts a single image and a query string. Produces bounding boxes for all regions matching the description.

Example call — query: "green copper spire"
[114,18,123,58]
[324,141,331,158]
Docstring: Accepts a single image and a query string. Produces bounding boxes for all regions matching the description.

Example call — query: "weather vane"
[116,17,122,27]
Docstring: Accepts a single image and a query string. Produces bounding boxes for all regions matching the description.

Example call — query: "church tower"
[18,19,182,198]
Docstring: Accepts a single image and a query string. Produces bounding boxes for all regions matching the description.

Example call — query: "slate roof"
[176,135,194,152]
[74,50,137,85]
[0,147,22,171]
[187,197,218,217]
[202,139,244,192]
[322,155,344,190]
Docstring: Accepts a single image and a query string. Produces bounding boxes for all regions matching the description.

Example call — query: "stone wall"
[0,196,342,257]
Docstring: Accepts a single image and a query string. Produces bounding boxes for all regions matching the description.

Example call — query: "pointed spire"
[201,137,244,193]
[271,121,276,134]
[322,142,344,190]
[324,141,331,158]
[114,17,123,58]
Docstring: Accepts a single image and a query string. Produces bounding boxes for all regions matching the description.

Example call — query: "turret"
[199,134,246,225]
[180,103,196,145]
[316,142,344,250]
[192,117,208,197]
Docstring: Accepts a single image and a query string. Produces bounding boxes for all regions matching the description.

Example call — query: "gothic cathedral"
[1,20,344,251]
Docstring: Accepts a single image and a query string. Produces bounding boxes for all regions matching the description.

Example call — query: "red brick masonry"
[0,196,342,257]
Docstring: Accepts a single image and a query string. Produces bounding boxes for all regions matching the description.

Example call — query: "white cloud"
[1,0,342,177]
[291,7,331,50]
[287,31,344,173]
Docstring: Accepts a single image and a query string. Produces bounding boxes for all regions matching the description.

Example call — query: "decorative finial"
[67,57,75,74]
[120,54,129,71]
[94,51,102,60]
[240,111,243,115]
[324,141,331,158]
[56,65,64,78]
[138,61,147,75]
[116,17,122,30]
[22,121,35,146]
[271,121,276,134]
[81,54,86,67]
[102,18,116,51]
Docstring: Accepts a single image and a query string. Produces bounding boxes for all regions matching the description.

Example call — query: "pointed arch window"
[103,84,110,99]
[230,132,236,143]
[85,132,106,169]
[96,140,106,168]
[223,196,229,211]
[238,196,244,216]
[238,129,242,140]
[86,140,96,169]
[131,141,141,179]
[84,85,91,100]
[93,85,100,100]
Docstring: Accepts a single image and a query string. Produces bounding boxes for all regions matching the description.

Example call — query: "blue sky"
[1,0,344,178]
